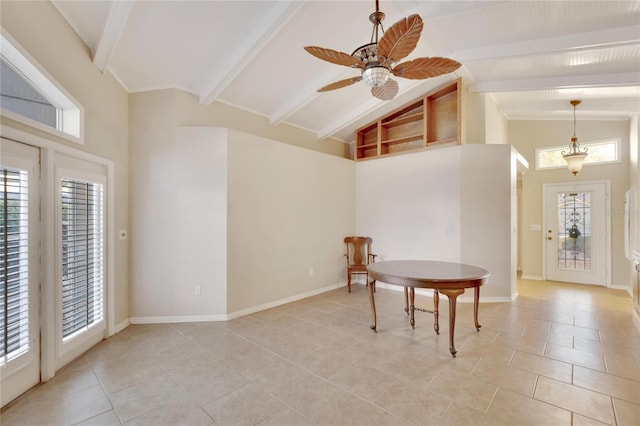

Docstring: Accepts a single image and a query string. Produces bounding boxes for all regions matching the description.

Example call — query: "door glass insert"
[61,178,104,341]
[557,191,592,270]
[0,167,31,365]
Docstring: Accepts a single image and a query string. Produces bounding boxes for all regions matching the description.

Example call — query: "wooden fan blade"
[392,57,461,79]
[377,14,423,63]
[318,76,363,92]
[304,46,365,68]
[371,79,399,101]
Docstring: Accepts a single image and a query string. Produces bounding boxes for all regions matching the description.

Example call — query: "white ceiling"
[51,0,640,143]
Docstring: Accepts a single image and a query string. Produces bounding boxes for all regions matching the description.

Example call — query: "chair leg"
[347,272,351,293]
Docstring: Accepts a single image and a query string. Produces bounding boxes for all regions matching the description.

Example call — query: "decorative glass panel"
[557,191,592,270]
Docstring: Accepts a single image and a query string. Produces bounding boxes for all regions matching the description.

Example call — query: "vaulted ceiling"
[51,0,640,143]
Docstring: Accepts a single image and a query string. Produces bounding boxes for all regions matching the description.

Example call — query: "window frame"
[536,138,621,171]
[1,31,84,145]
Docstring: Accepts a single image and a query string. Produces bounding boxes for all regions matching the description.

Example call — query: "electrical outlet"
[194,285,201,295]
[309,267,314,277]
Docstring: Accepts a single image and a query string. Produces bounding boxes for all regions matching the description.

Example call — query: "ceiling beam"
[471,72,640,93]
[453,25,640,63]
[199,1,303,106]
[93,1,134,73]
[269,68,351,126]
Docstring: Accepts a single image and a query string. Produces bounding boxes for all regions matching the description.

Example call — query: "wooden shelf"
[358,142,378,149]
[355,78,461,160]
[382,112,423,128]
[382,134,424,146]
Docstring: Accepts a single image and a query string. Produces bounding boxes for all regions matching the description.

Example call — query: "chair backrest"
[344,236,373,266]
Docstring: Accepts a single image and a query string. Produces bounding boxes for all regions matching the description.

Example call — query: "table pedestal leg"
[433,290,440,335]
[439,289,465,357]
[368,279,377,332]
[474,286,481,331]
[409,287,416,328]
[404,287,409,315]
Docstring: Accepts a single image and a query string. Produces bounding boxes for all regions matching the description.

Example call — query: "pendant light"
[562,100,588,175]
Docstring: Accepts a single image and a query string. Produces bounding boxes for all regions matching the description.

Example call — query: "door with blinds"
[1,138,40,407]
[55,159,106,369]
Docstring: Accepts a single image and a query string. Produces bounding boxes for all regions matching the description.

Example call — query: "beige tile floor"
[2,278,640,425]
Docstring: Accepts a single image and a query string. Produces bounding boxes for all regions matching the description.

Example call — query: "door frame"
[1,125,116,382]
[542,180,611,286]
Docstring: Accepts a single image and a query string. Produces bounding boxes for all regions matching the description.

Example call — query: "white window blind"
[1,167,30,364]
[61,178,104,340]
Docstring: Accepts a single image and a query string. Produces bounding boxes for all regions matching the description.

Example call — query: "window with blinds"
[1,167,30,364]
[60,178,104,341]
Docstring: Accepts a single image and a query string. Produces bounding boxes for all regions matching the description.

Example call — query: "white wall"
[463,91,486,144]
[356,145,516,300]
[460,145,518,297]
[630,114,639,252]
[130,125,355,320]
[356,146,462,262]
[130,127,228,321]
[226,130,355,314]
[485,96,509,144]
[460,91,508,145]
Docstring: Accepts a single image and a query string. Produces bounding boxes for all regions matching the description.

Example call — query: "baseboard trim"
[226,281,346,320]
[123,278,521,326]
[520,275,544,281]
[113,319,130,334]
[130,314,228,324]
[128,281,348,324]
[610,284,633,298]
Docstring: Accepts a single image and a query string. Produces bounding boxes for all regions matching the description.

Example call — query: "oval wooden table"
[367,260,490,357]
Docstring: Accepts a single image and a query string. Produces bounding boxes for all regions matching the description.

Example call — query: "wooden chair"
[344,236,377,293]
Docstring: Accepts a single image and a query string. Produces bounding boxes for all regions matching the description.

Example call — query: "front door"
[544,182,608,285]
[1,138,40,407]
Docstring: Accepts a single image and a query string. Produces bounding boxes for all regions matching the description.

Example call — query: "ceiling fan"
[304,0,461,101]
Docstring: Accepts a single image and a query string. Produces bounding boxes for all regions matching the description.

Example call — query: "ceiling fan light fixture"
[362,65,390,87]
[352,43,379,65]
[304,1,460,100]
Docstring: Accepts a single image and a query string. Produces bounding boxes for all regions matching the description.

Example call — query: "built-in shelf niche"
[355,78,461,160]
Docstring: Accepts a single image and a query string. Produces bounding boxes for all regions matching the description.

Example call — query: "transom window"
[1,60,57,128]
[536,139,620,171]
[0,34,83,144]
